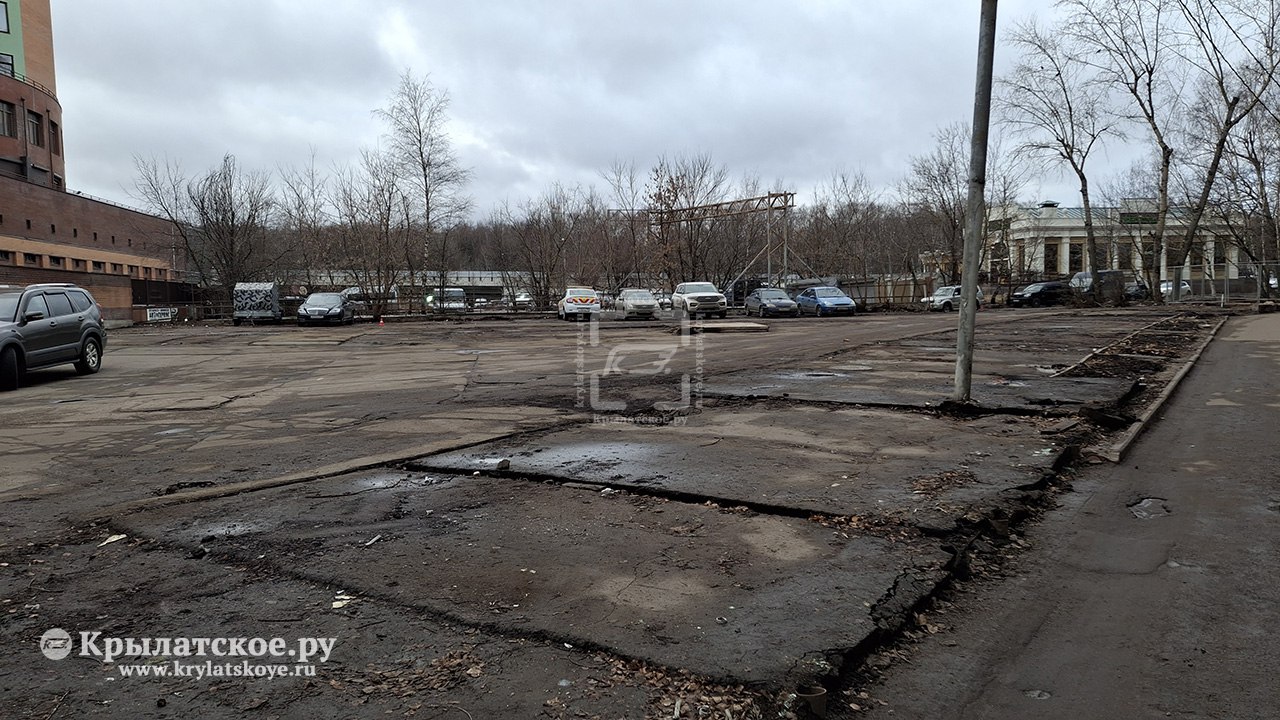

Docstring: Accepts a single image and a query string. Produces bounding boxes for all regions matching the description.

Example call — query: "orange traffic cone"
[378,318,385,327]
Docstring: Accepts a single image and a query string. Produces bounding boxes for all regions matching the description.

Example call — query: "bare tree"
[903,123,970,283]
[329,150,414,319]
[278,150,331,289]
[645,153,732,285]
[375,70,473,292]
[1162,0,1280,297]
[133,154,279,298]
[1001,18,1121,298]
[1062,0,1183,298]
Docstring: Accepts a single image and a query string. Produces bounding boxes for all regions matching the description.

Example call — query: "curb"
[1088,317,1227,463]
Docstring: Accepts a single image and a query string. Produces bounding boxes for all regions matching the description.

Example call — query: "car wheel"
[75,337,102,375]
[758,307,767,318]
[0,346,19,391]
[942,302,953,312]
[718,311,727,319]
[232,318,243,326]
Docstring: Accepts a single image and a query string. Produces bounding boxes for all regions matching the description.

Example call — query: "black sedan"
[297,293,359,325]
[744,288,800,317]
[1010,281,1069,307]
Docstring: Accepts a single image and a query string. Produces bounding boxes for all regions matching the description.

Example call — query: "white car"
[1159,280,1192,298]
[922,285,984,312]
[671,282,728,319]
[557,287,601,320]
[615,289,659,320]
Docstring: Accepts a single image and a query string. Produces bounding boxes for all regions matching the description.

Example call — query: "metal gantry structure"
[645,191,798,290]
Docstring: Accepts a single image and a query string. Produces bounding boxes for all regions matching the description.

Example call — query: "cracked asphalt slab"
[414,405,1068,526]
[109,470,952,687]
[0,308,1227,718]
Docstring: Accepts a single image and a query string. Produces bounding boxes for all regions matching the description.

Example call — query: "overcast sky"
[51,1,1099,219]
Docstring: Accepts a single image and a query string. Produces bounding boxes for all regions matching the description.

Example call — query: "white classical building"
[985,200,1242,284]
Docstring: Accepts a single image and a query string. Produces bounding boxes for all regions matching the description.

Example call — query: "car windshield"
[683,283,718,294]
[306,293,343,307]
[623,291,654,301]
[567,289,596,298]
[0,293,19,322]
[934,287,955,296]
[1023,284,1044,292]
[758,289,789,300]
[814,288,845,298]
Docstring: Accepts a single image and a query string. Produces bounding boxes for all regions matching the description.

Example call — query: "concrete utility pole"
[953,0,998,403]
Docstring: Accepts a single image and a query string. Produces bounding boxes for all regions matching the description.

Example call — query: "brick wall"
[0,177,177,261]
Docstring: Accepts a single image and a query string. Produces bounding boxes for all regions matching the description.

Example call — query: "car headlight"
[329,307,342,314]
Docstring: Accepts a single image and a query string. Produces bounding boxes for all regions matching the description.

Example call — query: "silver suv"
[0,283,106,391]
[671,282,728,319]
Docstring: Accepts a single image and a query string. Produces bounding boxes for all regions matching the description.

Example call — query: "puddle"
[775,371,848,380]
[1128,497,1170,519]
[196,520,274,537]
[829,364,874,372]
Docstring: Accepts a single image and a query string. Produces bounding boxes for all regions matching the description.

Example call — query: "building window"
[0,3,9,34]
[0,54,12,78]
[23,253,40,266]
[92,261,104,272]
[72,259,85,270]
[48,256,63,268]
[0,250,11,263]
[49,121,60,155]
[0,101,14,137]
[1068,243,1083,272]
[50,224,56,234]
[111,263,123,273]
[1044,243,1059,275]
[27,111,43,147]
[1117,242,1134,270]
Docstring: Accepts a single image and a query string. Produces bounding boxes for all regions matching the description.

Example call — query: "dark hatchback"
[1010,281,1070,307]
[0,283,106,391]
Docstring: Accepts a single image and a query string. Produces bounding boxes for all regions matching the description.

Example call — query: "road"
[856,312,1280,720]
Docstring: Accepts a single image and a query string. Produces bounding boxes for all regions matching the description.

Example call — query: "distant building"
[985,200,1243,285]
[0,0,183,323]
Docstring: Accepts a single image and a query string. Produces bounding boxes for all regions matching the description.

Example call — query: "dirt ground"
[0,306,1229,718]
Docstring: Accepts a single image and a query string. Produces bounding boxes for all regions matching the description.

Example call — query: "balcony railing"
[0,68,56,99]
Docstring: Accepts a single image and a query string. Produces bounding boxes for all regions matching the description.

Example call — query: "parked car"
[795,286,856,316]
[557,287,602,320]
[0,283,106,391]
[922,285,984,312]
[1160,280,1193,298]
[436,287,467,313]
[654,292,673,310]
[296,292,359,325]
[1069,269,1126,301]
[671,282,728,319]
[512,292,534,311]
[1010,281,1069,307]
[615,289,659,320]
[1125,281,1150,300]
[744,288,800,317]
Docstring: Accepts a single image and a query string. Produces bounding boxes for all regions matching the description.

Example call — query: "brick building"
[1,0,184,323]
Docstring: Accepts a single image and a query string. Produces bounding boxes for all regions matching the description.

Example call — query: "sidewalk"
[861,312,1280,720]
